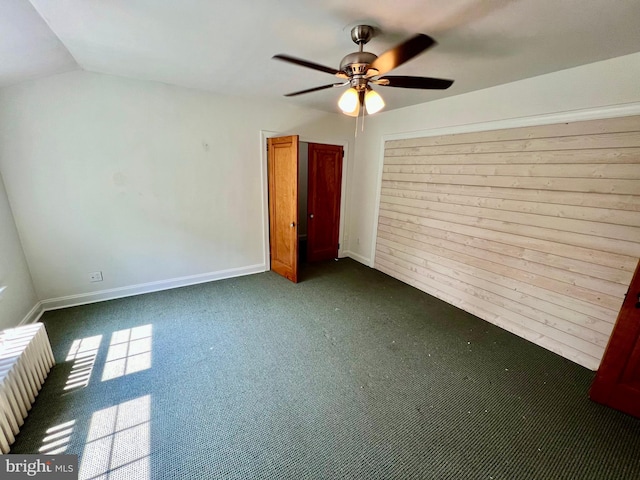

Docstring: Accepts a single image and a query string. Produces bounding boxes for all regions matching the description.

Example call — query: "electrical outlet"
[89,271,103,282]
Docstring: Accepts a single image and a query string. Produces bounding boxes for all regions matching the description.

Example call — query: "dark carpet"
[9,258,640,479]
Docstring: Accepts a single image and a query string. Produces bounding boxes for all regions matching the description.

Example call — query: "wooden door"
[590,259,640,417]
[267,135,299,283]
[307,143,343,262]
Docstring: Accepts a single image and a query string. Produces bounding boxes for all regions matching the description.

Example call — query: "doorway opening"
[298,142,310,266]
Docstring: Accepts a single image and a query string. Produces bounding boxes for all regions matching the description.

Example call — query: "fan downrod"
[341,25,377,78]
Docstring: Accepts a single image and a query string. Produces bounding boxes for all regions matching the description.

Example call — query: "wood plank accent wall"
[375,115,640,370]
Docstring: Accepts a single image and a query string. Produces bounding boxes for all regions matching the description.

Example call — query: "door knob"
[309,214,314,219]
[290,222,295,228]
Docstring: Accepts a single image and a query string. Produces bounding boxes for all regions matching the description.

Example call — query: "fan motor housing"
[340,51,377,77]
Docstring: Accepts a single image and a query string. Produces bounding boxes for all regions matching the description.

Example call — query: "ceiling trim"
[381,102,640,142]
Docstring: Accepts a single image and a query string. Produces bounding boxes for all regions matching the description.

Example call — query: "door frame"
[260,130,349,271]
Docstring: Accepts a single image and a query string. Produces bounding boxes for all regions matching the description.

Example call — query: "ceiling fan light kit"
[338,88,360,115]
[273,24,454,117]
[364,88,385,114]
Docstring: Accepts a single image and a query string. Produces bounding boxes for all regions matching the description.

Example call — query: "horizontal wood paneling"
[383,163,640,178]
[381,173,638,194]
[386,132,640,154]
[380,188,640,226]
[381,181,640,212]
[375,115,640,370]
[384,149,640,166]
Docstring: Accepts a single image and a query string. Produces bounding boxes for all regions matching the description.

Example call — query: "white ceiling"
[3,0,640,113]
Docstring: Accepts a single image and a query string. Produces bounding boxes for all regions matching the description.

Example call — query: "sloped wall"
[0,173,38,327]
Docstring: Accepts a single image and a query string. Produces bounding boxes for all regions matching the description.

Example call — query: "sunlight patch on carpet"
[39,419,76,455]
[101,325,152,382]
[78,395,151,480]
[65,335,102,391]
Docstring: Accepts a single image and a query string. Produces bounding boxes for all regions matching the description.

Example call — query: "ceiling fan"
[273,25,454,116]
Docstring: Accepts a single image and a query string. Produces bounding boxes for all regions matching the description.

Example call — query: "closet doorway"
[267,136,343,283]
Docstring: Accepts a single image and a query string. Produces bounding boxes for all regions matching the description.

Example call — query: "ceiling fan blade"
[273,54,347,78]
[284,83,346,97]
[375,75,454,90]
[367,34,436,77]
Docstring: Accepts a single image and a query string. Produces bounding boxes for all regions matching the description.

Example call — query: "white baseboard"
[344,250,372,267]
[40,263,266,311]
[19,302,45,325]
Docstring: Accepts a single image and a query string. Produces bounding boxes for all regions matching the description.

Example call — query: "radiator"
[0,323,55,454]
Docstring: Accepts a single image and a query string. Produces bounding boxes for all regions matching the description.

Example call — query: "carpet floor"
[8,258,640,479]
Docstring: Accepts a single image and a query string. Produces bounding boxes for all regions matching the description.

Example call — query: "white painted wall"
[0,70,352,303]
[0,172,38,328]
[344,52,640,265]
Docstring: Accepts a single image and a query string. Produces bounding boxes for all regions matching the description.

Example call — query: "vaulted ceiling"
[3,1,640,113]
